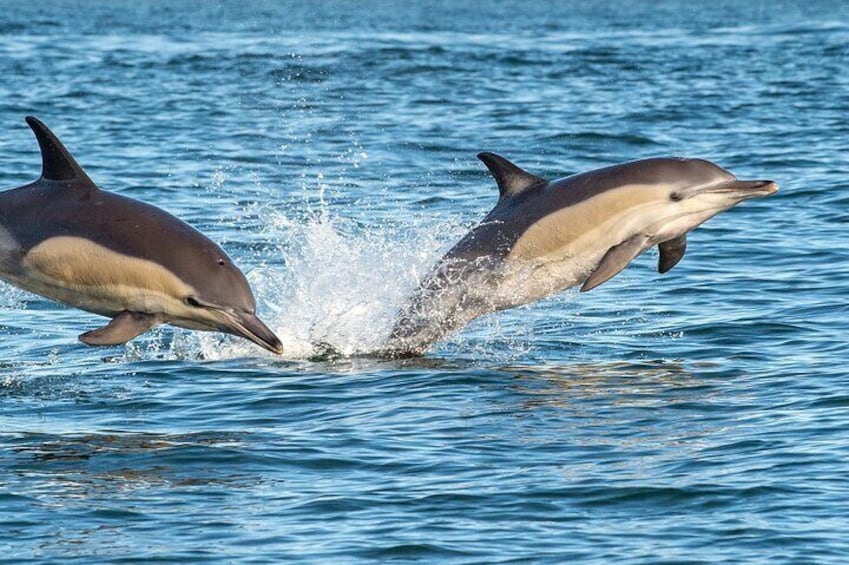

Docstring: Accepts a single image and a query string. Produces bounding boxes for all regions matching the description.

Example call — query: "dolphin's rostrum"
[388,152,778,355]
[0,117,283,354]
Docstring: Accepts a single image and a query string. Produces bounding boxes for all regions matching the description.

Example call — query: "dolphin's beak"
[218,310,284,355]
[705,179,779,200]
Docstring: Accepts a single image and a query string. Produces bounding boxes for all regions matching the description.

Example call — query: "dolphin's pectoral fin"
[658,235,687,274]
[79,311,162,346]
[581,235,650,292]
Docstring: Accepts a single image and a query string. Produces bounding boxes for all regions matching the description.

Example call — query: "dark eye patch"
[185,296,202,307]
[670,192,683,202]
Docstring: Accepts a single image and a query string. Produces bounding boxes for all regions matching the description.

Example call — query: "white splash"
[187,206,467,361]
[0,283,29,310]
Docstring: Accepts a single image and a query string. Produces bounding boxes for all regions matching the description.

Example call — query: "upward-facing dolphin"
[388,153,777,355]
[0,117,283,354]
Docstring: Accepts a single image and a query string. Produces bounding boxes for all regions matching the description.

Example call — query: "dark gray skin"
[0,117,283,354]
[388,152,777,356]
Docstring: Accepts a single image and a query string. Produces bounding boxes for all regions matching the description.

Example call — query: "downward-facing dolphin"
[388,152,777,355]
[0,117,283,354]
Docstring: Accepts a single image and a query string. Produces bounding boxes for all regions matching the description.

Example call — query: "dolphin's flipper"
[477,152,547,200]
[658,235,687,274]
[79,311,162,346]
[581,235,650,292]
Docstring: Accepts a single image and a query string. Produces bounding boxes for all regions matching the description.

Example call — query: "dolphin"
[0,116,283,354]
[388,152,777,355]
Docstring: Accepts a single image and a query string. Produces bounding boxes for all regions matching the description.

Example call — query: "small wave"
[715,21,849,36]
[543,131,660,147]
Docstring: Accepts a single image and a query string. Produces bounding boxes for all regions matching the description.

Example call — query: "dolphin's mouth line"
[703,180,778,197]
[218,309,284,355]
[171,304,283,355]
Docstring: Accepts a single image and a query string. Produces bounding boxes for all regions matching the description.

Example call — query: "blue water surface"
[1,1,848,563]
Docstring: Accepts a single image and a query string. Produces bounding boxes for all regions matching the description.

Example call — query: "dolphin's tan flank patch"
[509,184,671,261]
[21,236,195,314]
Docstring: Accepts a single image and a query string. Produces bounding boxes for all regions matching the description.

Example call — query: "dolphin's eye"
[217,258,226,266]
[670,192,683,202]
[185,296,202,307]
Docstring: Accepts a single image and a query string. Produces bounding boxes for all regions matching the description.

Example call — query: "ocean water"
[1,0,848,562]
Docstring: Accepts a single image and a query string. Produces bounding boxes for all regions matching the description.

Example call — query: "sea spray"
[186,205,468,360]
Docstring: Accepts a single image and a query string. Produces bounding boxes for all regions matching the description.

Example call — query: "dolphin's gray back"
[0,181,201,254]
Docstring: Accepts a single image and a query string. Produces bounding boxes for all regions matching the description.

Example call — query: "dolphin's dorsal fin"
[25,116,97,188]
[477,152,546,200]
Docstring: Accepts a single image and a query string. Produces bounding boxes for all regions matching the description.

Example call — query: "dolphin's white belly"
[491,252,603,309]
